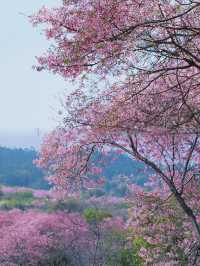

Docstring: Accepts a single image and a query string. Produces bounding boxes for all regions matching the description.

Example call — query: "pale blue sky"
[0,0,68,135]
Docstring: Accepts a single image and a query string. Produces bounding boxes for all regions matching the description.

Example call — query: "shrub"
[84,208,112,223]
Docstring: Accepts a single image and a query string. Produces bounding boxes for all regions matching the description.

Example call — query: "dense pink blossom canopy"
[30,2,200,262]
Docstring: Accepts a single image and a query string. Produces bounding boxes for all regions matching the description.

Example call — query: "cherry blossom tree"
[127,177,200,265]
[0,210,89,265]
[0,209,127,266]
[31,0,200,262]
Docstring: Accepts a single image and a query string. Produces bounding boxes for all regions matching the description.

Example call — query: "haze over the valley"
[0,130,44,149]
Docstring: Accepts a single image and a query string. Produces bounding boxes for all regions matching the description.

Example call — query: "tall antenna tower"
[36,128,40,137]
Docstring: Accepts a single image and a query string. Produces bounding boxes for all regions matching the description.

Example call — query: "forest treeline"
[0,146,147,196]
[0,147,49,189]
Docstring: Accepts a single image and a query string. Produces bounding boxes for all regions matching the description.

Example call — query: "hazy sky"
[0,0,69,134]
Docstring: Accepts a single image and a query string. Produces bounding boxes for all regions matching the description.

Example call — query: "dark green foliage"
[10,190,34,200]
[0,188,3,199]
[84,208,112,223]
[0,146,50,189]
[117,249,137,266]
[103,229,137,266]
[0,191,35,210]
[38,250,71,266]
[45,197,88,213]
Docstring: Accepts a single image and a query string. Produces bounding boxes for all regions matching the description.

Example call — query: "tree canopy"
[31,1,200,263]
